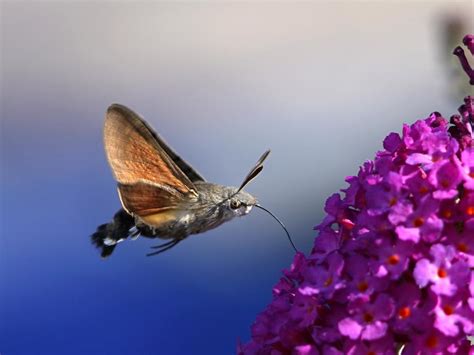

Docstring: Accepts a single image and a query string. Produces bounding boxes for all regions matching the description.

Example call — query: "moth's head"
[227,190,257,217]
[220,150,298,253]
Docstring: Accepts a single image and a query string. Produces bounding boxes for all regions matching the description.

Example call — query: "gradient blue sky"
[1,1,472,354]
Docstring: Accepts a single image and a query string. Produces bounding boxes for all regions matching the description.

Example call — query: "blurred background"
[1,1,473,354]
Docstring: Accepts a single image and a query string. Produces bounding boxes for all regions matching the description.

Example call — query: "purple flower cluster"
[240,36,474,355]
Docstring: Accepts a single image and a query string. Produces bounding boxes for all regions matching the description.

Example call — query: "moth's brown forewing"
[104,104,196,193]
[104,104,198,227]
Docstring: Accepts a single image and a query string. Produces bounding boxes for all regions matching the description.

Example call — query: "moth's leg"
[129,226,140,240]
[135,224,158,238]
[146,239,181,257]
[149,239,177,249]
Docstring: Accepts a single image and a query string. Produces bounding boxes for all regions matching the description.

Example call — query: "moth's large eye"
[230,200,241,210]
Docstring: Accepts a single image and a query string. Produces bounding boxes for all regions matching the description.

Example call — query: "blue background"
[1,2,471,354]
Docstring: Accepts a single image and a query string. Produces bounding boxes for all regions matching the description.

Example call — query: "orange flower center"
[398,306,411,319]
[441,209,452,219]
[466,206,474,216]
[357,281,369,292]
[438,268,448,278]
[443,305,454,315]
[419,186,429,194]
[440,180,450,188]
[363,312,374,323]
[387,254,400,265]
[324,277,333,287]
[426,335,438,348]
[457,242,469,253]
[469,171,474,178]
[389,197,397,206]
[413,217,424,227]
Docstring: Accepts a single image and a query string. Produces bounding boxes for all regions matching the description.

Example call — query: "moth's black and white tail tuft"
[91,209,135,258]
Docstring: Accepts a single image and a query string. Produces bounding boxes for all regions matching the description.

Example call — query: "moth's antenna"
[255,204,298,252]
[237,150,271,192]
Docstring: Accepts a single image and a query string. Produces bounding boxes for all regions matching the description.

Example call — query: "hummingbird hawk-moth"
[91,104,296,257]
